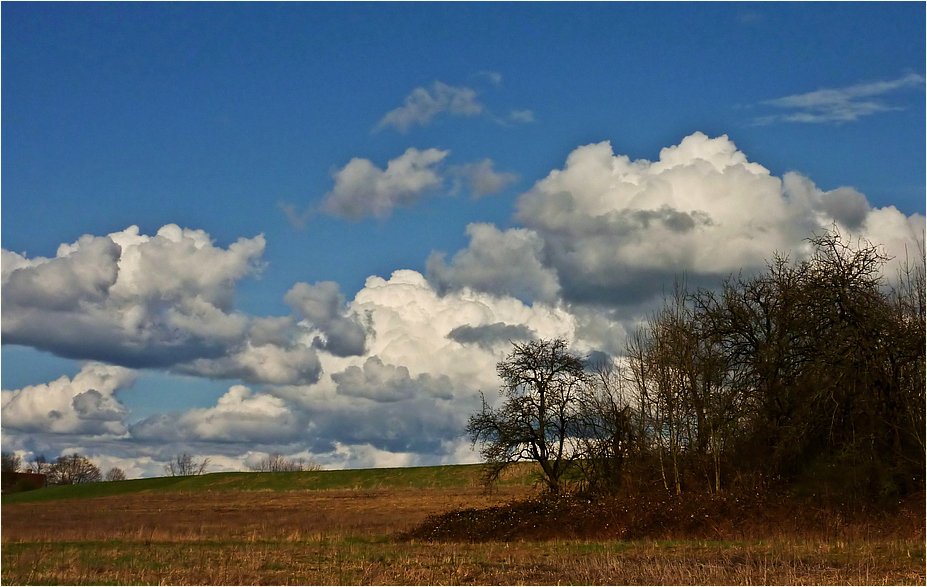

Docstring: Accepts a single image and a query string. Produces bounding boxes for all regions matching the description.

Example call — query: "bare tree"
[574,361,638,494]
[646,230,926,499]
[467,338,588,494]
[249,453,322,472]
[48,453,102,485]
[1,452,22,473]
[163,453,210,477]
[889,237,926,459]
[26,454,52,476]
[608,229,927,502]
[105,467,127,481]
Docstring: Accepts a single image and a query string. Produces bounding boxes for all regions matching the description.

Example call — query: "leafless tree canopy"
[105,467,127,482]
[249,453,322,472]
[163,453,210,477]
[467,338,588,494]
[469,230,925,503]
[48,453,102,485]
[25,454,52,476]
[1,452,23,473]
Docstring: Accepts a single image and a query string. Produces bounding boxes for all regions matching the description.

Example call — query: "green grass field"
[1,462,538,504]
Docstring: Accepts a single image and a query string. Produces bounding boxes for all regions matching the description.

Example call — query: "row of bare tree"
[249,452,322,472]
[2,450,321,485]
[1,452,125,484]
[1,451,212,484]
[469,232,925,502]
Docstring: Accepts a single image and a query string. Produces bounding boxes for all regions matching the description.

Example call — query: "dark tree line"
[249,452,322,472]
[470,232,925,502]
[1,451,126,485]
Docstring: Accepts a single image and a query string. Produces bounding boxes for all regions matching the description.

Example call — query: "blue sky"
[2,2,924,476]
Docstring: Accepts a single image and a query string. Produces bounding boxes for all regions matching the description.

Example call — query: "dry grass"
[1,486,529,543]
[2,536,923,585]
[2,485,924,585]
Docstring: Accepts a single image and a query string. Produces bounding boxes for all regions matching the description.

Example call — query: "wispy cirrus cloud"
[278,201,313,229]
[755,73,925,124]
[508,109,535,123]
[374,82,484,133]
[450,159,520,199]
[474,70,503,85]
[374,79,535,133]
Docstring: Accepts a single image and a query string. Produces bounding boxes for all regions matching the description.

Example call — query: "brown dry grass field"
[2,484,925,585]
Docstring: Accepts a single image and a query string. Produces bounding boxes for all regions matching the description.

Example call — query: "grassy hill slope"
[1,462,538,504]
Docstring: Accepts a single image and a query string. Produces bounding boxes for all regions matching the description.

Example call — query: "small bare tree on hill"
[163,453,210,477]
[249,453,322,472]
[467,338,588,494]
[26,454,52,476]
[105,467,127,481]
[48,453,102,485]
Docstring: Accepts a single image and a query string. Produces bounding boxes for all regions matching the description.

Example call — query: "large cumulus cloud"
[246,270,587,460]
[2,225,263,368]
[428,223,561,303]
[130,384,305,444]
[1,362,135,436]
[284,281,369,357]
[1,224,370,386]
[25,268,589,470]
[274,269,583,457]
[431,132,925,306]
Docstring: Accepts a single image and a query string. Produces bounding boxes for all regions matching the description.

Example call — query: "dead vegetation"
[1,486,530,543]
[402,488,926,543]
[2,484,924,585]
[2,536,924,585]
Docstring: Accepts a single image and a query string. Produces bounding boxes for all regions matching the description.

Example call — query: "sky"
[2,2,924,478]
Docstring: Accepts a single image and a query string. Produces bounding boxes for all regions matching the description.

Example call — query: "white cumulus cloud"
[131,384,303,444]
[321,148,449,220]
[1,362,136,436]
[2,225,266,370]
[435,132,925,307]
[428,223,561,304]
[0,224,367,386]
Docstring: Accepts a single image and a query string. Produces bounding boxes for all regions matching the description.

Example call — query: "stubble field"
[1,470,924,585]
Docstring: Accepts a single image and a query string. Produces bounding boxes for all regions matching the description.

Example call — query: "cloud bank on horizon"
[3,131,923,478]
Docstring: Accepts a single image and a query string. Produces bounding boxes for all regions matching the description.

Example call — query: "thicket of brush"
[455,231,925,541]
